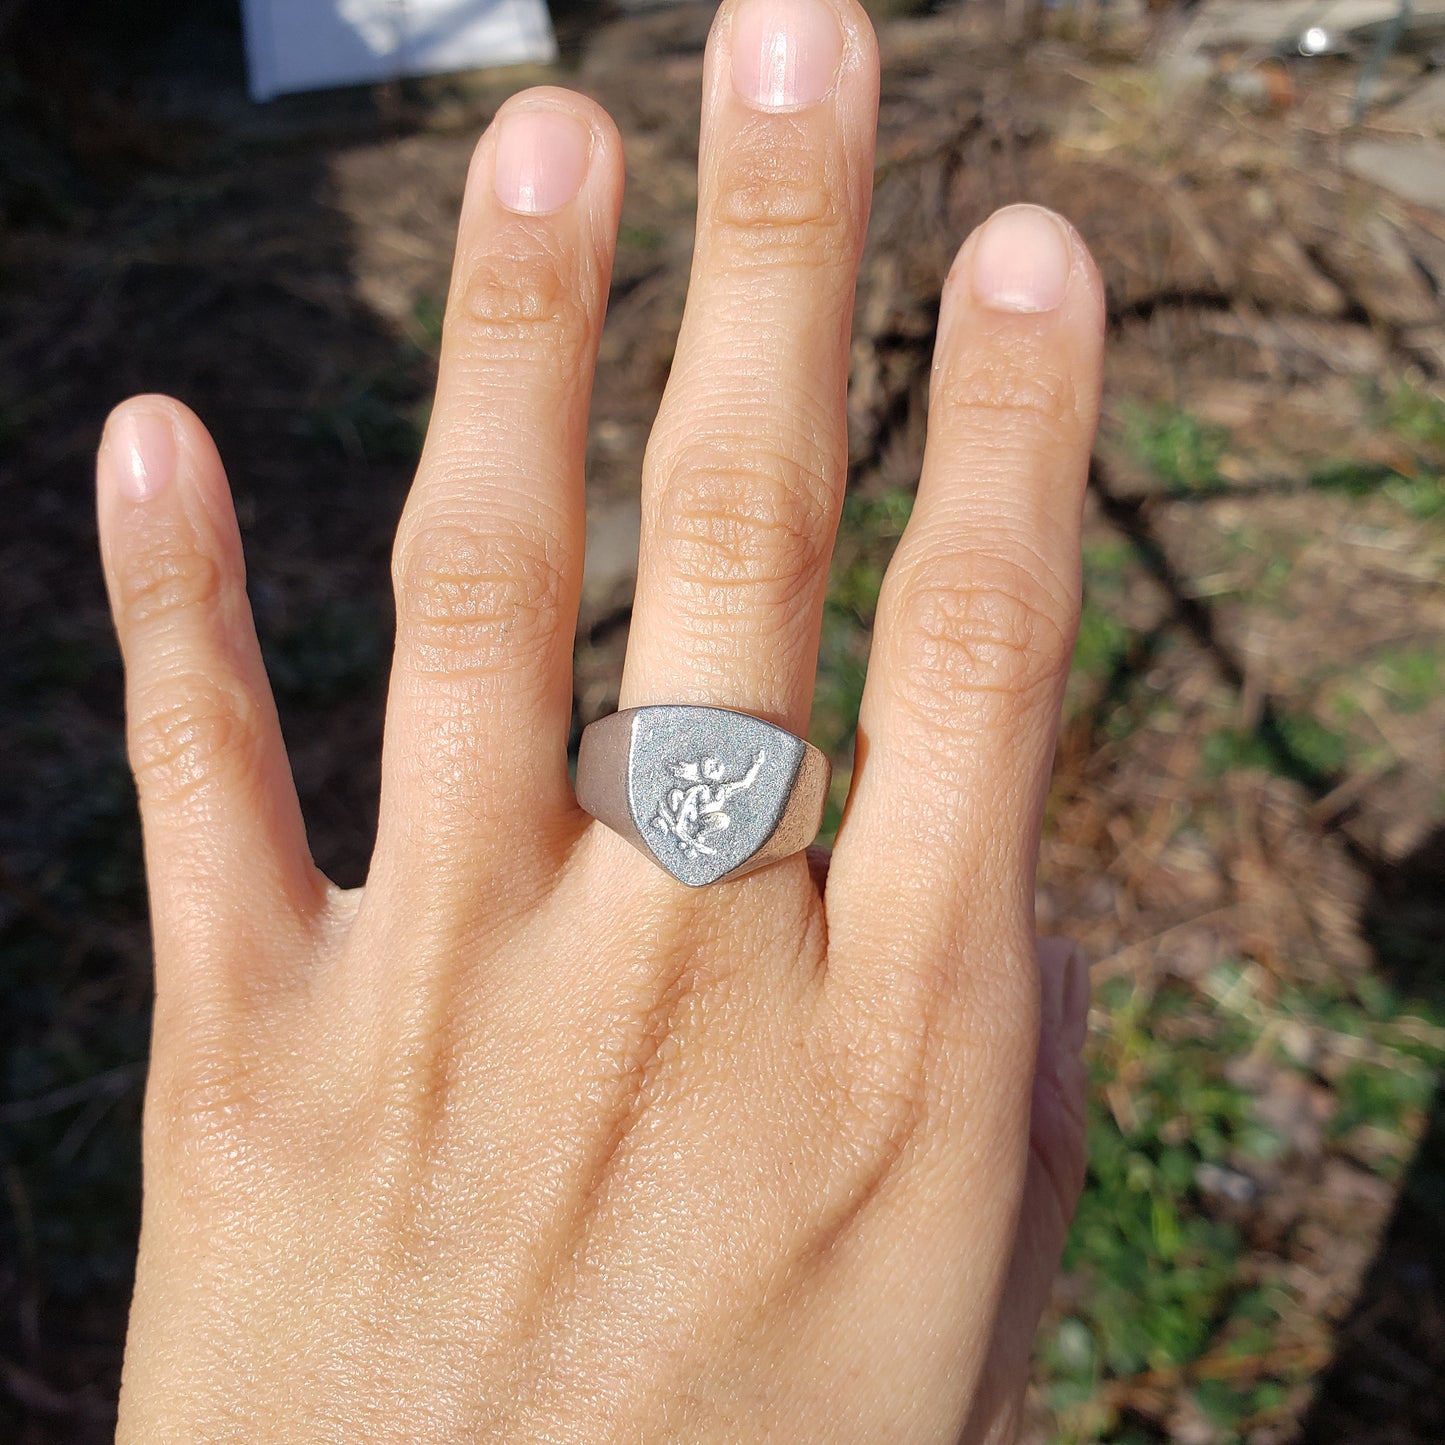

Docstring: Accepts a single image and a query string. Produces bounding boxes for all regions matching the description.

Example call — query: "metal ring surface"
[576,705,831,887]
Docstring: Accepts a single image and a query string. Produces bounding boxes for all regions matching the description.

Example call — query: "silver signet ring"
[575,706,831,887]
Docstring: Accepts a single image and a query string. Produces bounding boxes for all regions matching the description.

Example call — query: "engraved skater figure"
[654,751,766,857]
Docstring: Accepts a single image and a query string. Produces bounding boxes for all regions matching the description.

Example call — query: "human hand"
[98,0,1103,1438]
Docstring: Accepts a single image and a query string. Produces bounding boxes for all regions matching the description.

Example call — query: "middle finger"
[619,0,879,738]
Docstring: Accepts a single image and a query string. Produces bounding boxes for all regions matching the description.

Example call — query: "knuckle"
[825,937,1040,1178]
[816,967,962,1203]
[393,518,566,682]
[145,1043,292,1210]
[829,1019,931,1169]
[797,1030,928,1234]
[938,353,1087,441]
[713,117,851,271]
[128,673,260,812]
[449,235,590,368]
[649,436,833,613]
[887,549,1075,732]
[146,1048,248,1169]
[117,538,224,633]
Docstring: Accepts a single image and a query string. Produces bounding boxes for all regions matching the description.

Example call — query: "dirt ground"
[2,1,1444,1441]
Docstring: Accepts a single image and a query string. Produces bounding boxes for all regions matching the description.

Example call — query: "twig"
[0,1358,113,1420]
[0,1063,144,1125]
[1092,907,1236,983]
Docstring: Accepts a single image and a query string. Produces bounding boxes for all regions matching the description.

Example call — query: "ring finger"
[618,0,879,740]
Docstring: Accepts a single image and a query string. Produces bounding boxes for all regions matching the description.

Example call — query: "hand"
[97,0,1103,1438]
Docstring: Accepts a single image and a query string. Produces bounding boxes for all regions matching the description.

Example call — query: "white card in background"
[241,0,557,102]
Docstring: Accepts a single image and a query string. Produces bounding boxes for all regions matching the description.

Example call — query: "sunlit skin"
[98,0,1104,1439]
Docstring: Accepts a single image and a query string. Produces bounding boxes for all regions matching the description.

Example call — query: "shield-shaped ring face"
[576,706,830,887]
[629,707,806,887]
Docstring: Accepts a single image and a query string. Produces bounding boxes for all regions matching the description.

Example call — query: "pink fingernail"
[104,406,176,502]
[731,0,843,112]
[970,205,1073,314]
[1060,943,1091,1055]
[1037,939,1090,1060]
[493,107,590,215]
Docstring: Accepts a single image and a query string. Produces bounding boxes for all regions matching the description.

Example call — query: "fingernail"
[1060,944,1090,1055]
[1038,939,1090,1058]
[731,0,843,112]
[104,406,176,502]
[493,107,590,215]
[970,204,1073,314]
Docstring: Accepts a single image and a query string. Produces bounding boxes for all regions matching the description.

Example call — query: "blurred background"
[2,0,1444,1439]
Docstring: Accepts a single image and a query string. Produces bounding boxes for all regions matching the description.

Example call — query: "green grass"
[1202,710,1350,788]
[1050,974,1268,1440]
[618,222,665,252]
[1376,646,1444,714]
[1310,382,1445,520]
[308,373,429,464]
[1063,539,1155,726]
[1053,963,1445,1443]
[1384,380,1445,454]
[1329,1058,1433,1177]
[411,292,446,351]
[1081,539,1137,591]
[1072,599,1131,685]
[1310,459,1445,521]
[811,486,914,841]
[1122,402,1229,496]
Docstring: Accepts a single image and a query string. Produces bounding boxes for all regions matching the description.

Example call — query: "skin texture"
[98,1,1105,1439]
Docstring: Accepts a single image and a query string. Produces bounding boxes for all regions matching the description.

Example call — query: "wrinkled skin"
[98,1,1104,1439]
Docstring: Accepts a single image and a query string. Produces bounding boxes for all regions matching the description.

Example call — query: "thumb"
[960,935,1090,1445]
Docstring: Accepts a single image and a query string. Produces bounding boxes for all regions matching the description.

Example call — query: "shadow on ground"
[1,3,416,1435]
[1301,825,1445,1444]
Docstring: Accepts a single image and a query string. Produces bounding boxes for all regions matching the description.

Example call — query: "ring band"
[576,706,831,887]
